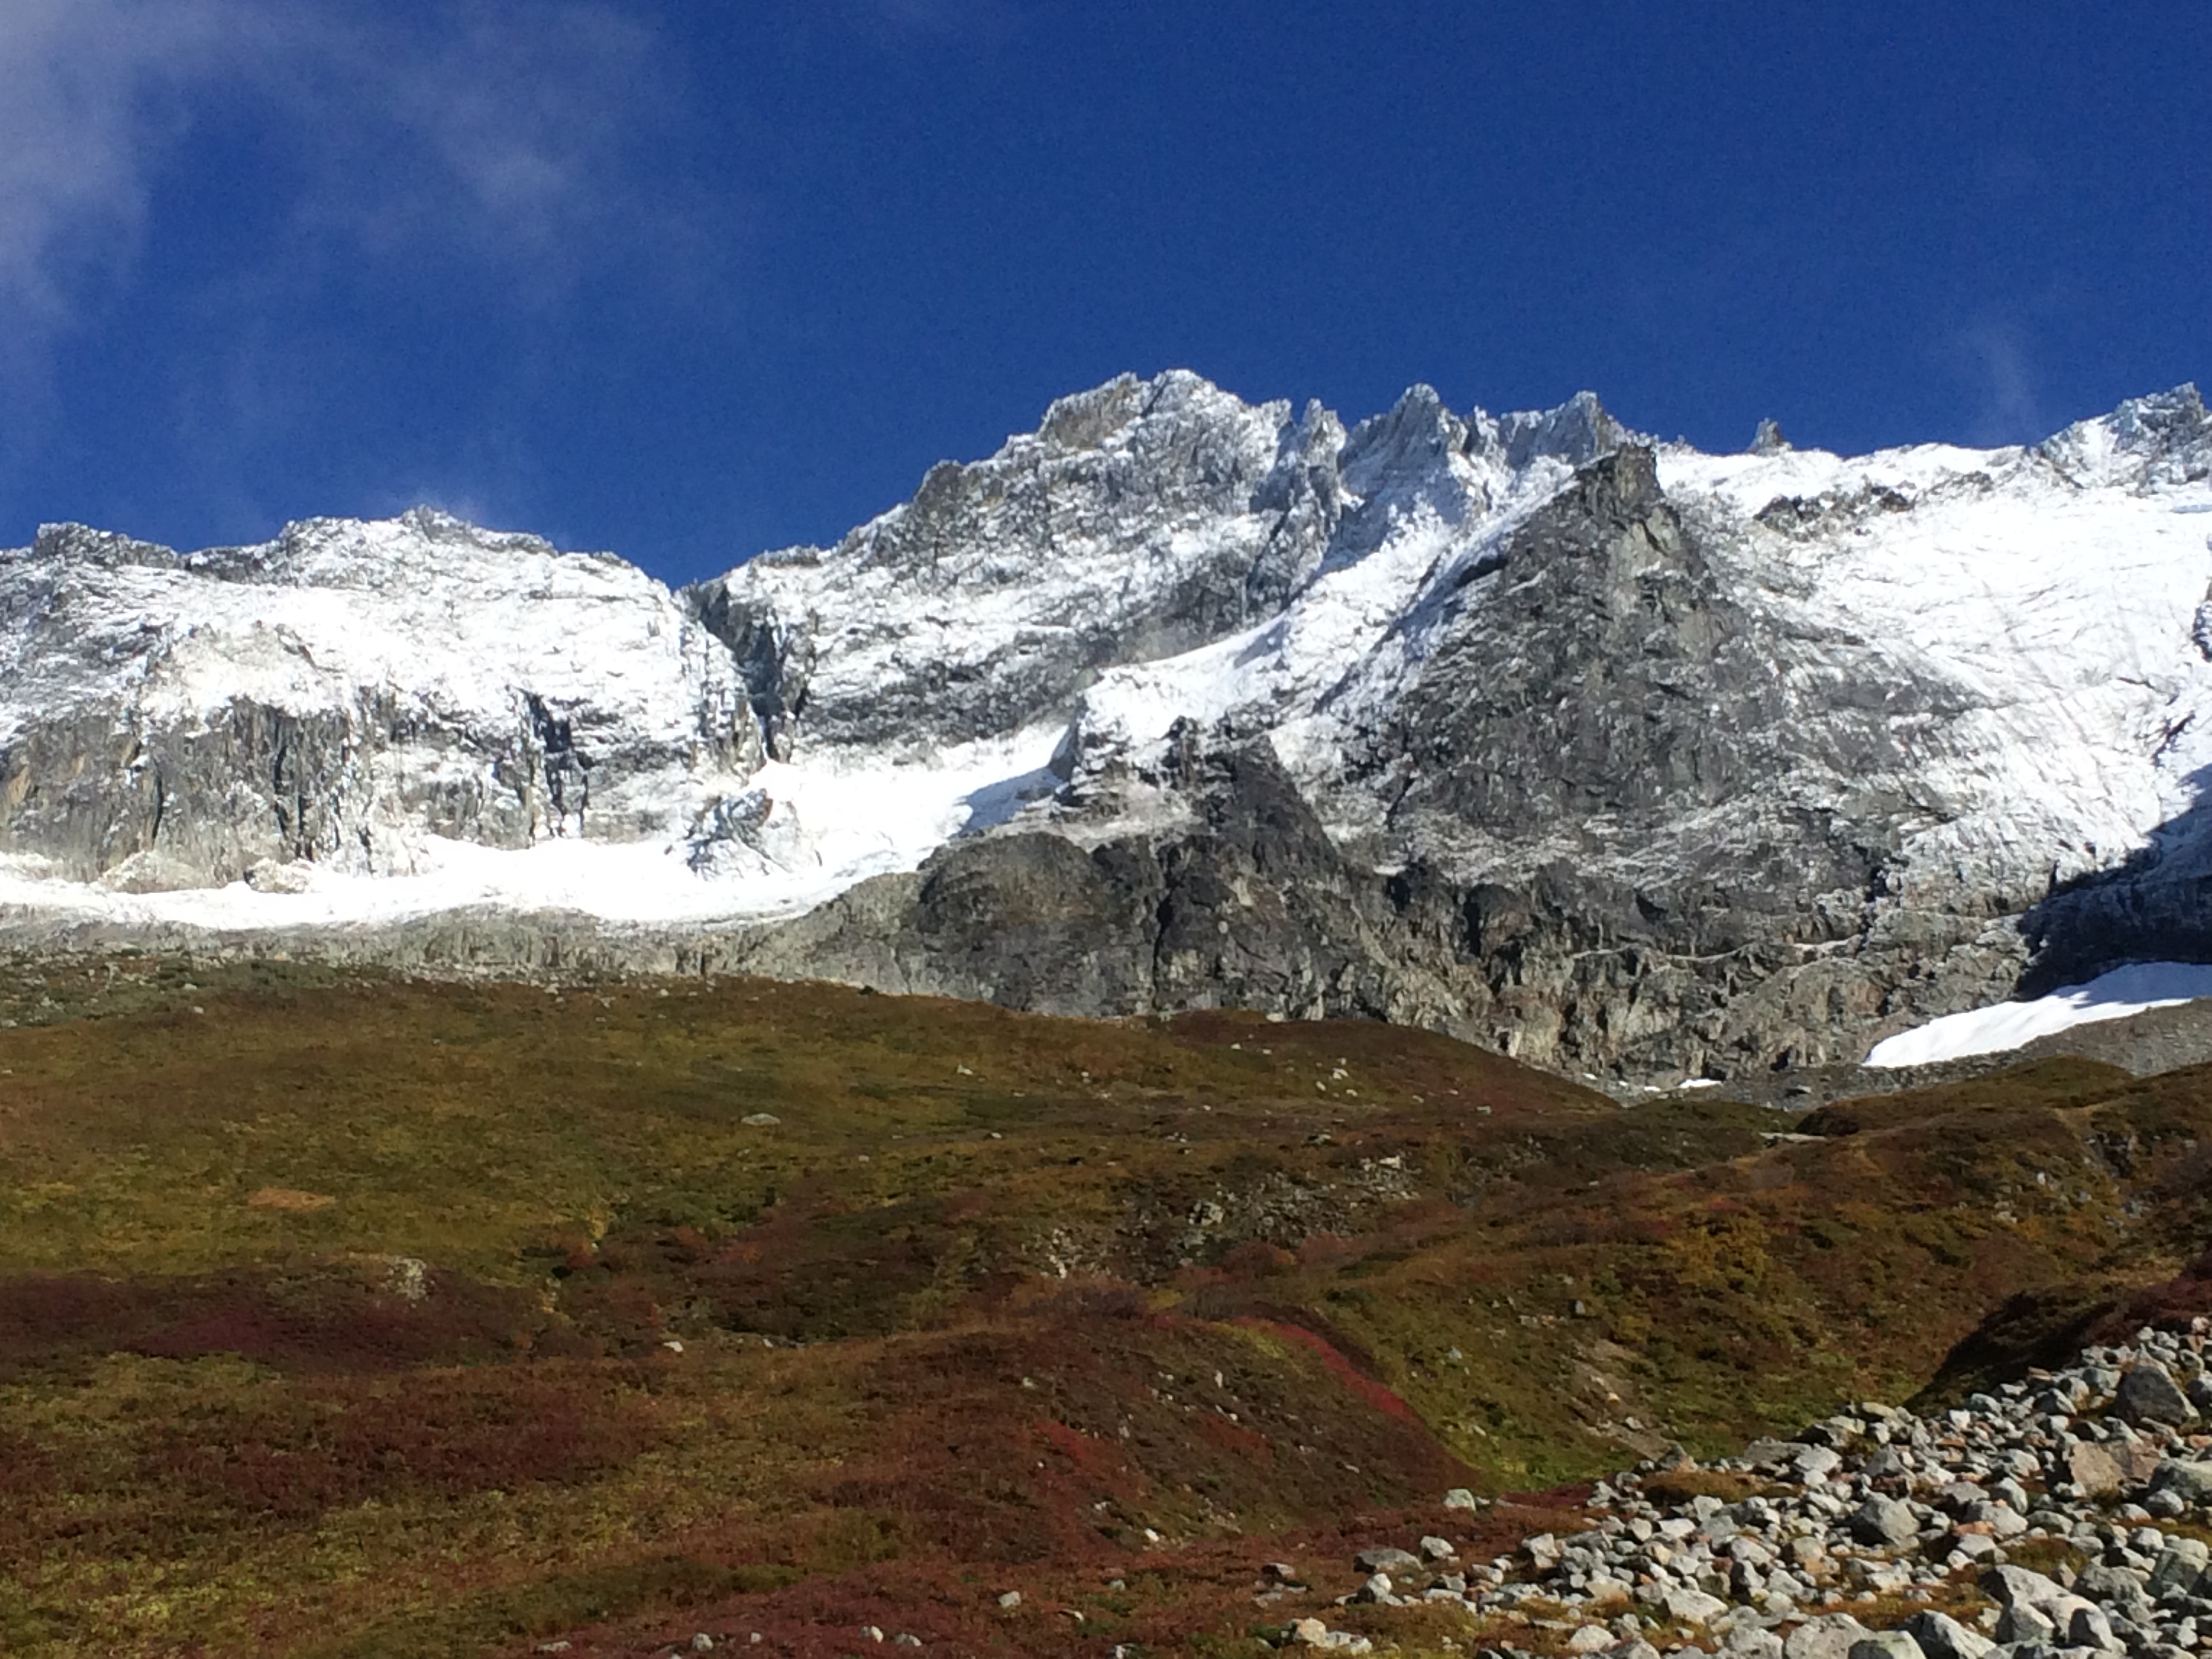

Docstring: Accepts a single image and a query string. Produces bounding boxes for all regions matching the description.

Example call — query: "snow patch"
[0,724,1065,933]
[1863,962,2212,1068]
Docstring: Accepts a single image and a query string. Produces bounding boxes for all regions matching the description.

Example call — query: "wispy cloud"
[0,0,708,338]
[0,0,243,323]
[1954,317,2047,447]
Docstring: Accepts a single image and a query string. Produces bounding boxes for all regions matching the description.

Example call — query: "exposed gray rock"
[1994,1605,2056,1645]
[1982,1566,2068,1610]
[0,511,756,888]
[2118,1365,2198,1428]
[1902,1612,1994,1659]
[1786,1615,1873,1659]
[686,371,1349,760]
[1847,1496,1921,1547]
[7,380,2212,1088]
[2149,1460,2212,1504]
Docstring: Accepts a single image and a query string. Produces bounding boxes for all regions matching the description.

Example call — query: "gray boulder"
[1847,1496,1921,1547]
[1902,1611,1995,1659]
[1994,1604,2056,1645]
[1982,1564,2068,1609]
[2067,1605,2118,1649]
[2116,1364,2198,1427]
[2074,1563,2154,1622]
[1847,1636,1925,1659]
[1662,1586,1729,1625]
[2148,1459,2212,1506]
[1785,1615,1872,1659]
[2146,1538,2211,1597]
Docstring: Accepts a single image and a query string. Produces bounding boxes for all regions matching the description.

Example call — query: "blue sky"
[1,2,2205,586]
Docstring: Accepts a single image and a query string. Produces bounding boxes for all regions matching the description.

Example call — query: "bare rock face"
[731,737,1438,1025]
[684,371,1350,760]
[722,387,2212,1081]
[0,510,758,887]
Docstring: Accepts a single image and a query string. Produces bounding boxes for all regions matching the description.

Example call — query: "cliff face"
[725,386,2212,1082]
[0,510,758,891]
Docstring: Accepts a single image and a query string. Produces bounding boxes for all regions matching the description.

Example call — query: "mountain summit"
[4,375,2210,1081]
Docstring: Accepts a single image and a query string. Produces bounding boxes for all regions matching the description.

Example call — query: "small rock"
[1662,1586,1729,1625]
[1353,1546,1422,1574]
[2066,1441,2126,1497]
[2074,1563,2153,1621]
[1570,1626,1616,1654]
[1351,1572,1395,1604]
[1902,1611,1994,1659]
[1793,1446,1844,1481]
[1847,1636,1925,1659]
[1742,1438,1799,1471]
[2068,1605,2117,1649]
[741,1111,781,1127]
[1725,1626,1785,1659]
[1443,1487,1482,1510]
[1847,1496,1920,1548]
[1994,1603,2055,1645]
[1981,1564,2066,1609]
[2150,1459,2212,1506]
[2146,1538,2211,1595]
[1418,1535,1456,1563]
[996,1591,1021,1610]
[691,1637,715,1654]
[1784,1614,1872,1659]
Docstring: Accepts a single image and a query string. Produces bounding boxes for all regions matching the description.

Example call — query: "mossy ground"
[1,961,2207,1656]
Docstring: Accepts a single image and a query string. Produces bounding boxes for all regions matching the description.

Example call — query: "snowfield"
[1864,960,2212,1067]
[0,723,1065,932]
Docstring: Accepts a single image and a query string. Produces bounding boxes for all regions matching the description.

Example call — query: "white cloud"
[0,0,699,335]
[1955,317,2046,446]
[0,0,243,321]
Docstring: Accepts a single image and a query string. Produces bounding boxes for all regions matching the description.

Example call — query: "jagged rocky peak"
[689,373,1641,764]
[1476,388,1626,470]
[685,369,1342,761]
[2037,382,2211,487]
[0,508,758,891]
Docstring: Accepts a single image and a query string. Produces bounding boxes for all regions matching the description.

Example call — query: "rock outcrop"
[0,510,757,890]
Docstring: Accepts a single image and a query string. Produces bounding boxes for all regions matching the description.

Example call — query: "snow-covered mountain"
[3,373,2209,1082]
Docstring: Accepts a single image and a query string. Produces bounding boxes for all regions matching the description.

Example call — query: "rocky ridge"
[1278,1321,2212,1659]
[3,377,2212,1083]
[0,509,759,891]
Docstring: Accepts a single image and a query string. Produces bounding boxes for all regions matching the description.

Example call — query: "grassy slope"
[0,960,2207,1657]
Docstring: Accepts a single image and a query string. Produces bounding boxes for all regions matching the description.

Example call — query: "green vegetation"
[0,958,2207,1656]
